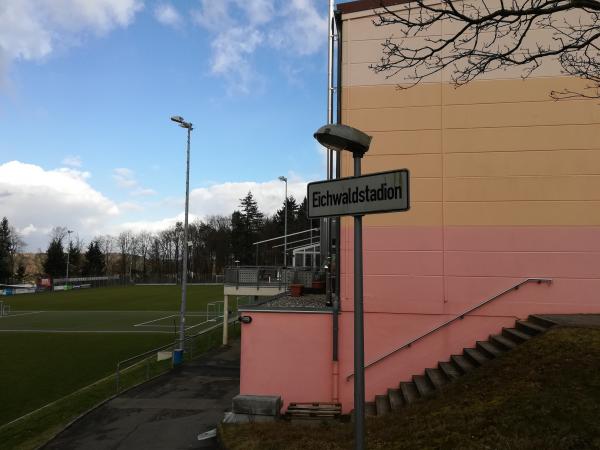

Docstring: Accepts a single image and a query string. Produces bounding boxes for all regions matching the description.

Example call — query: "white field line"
[133,314,178,327]
[0,311,43,319]
[185,315,224,331]
[134,312,214,328]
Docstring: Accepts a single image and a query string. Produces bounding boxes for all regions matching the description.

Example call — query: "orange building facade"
[238,0,600,413]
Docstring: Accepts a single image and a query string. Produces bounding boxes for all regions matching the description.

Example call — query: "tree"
[67,236,83,277]
[231,192,265,264]
[44,237,66,278]
[371,0,600,98]
[0,218,12,282]
[83,240,105,276]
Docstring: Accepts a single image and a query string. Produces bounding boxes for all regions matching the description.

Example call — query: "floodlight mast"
[171,115,193,361]
[314,123,372,450]
[278,176,288,267]
[66,230,73,288]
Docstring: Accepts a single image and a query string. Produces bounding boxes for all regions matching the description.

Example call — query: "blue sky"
[0,0,332,250]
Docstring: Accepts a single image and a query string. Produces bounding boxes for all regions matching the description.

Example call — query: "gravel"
[259,293,329,309]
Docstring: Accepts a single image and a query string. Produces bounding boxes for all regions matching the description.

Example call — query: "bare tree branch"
[370,0,600,97]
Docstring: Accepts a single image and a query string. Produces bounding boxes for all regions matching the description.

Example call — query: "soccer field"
[0,284,234,427]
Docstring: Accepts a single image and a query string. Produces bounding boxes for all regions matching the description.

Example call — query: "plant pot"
[290,284,304,297]
[311,280,325,291]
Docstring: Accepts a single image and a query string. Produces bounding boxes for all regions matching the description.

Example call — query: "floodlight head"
[313,123,372,157]
[171,115,192,129]
[278,176,287,182]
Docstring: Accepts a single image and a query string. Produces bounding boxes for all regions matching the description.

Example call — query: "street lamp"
[278,176,288,267]
[171,115,193,363]
[66,230,73,288]
[314,123,372,450]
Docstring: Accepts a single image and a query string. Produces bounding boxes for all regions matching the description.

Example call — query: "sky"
[0,0,332,251]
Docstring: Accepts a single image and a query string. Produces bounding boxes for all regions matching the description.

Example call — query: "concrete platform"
[42,341,240,450]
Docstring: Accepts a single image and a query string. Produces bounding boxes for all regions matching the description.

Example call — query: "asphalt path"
[43,341,240,450]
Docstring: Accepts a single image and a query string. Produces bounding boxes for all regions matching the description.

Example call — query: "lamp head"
[313,123,372,157]
[278,176,287,182]
[171,115,184,124]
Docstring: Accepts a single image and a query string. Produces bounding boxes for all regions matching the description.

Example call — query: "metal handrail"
[346,277,552,381]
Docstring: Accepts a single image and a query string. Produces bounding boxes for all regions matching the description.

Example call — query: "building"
[236,0,600,414]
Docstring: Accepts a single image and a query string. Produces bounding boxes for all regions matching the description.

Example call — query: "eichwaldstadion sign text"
[307,169,410,218]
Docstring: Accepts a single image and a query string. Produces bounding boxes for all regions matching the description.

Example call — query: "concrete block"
[222,412,277,424]
[231,395,282,416]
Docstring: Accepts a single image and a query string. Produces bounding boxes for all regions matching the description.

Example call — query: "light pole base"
[173,349,184,366]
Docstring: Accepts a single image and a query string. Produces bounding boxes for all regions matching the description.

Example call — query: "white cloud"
[0,160,119,250]
[0,0,143,81]
[154,3,182,28]
[211,26,264,93]
[113,167,137,188]
[117,176,308,234]
[189,177,307,217]
[193,0,326,92]
[269,0,328,55]
[131,187,157,197]
[62,155,83,168]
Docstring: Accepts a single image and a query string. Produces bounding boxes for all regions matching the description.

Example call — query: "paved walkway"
[43,341,240,450]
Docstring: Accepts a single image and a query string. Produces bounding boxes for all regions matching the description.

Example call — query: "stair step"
[451,354,476,374]
[528,314,557,328]
[425,368,448,389]
[464,348,490,366]
[375,395,390,416]
[516,320,547,336]
[413,375,434,397]
[387,388,404,410]
[502,327,532,343]
[400,382,419,404]
[490,334,518,350]
[365,401,377,416]
[439,361,461,380]
[476,340,504,358]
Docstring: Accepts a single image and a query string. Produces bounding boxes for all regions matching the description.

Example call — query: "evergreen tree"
[231,192,264,264]
[0,217,12,283]
[83,240,105,276]
[44,237,66,277]
[67,241,83,277]
[0,217,12,282]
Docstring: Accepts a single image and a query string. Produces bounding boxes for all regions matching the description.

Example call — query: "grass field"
[0,284,232,426]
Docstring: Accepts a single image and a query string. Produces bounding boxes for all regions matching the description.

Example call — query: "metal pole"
[353,153,365,450]
[284,180,288,267]
[179,125,192,352]
[66,230,72,288]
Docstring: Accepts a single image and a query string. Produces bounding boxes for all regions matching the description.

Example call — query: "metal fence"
[224,266,323,289]
[115,318,240,393]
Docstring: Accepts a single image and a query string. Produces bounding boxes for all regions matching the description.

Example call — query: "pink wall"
[239,311,333,411]
[335,225,600,411]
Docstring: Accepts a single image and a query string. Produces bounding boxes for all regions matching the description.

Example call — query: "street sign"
[307,169,409,218]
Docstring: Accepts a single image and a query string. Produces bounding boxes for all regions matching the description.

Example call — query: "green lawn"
[5,284,224,311]
[0,332,172,425]
[221,327,600,450]
[0,284,231,427]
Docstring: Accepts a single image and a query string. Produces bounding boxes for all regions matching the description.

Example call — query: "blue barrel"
[173,349,184,366]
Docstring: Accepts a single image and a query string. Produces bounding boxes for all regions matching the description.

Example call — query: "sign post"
[311,124,410,450]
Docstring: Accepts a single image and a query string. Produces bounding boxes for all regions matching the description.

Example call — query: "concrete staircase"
[367,315,556,417]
